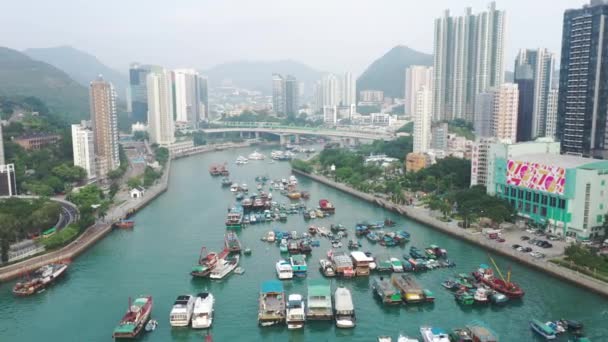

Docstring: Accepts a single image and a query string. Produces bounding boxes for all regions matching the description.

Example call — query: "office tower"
[433,2,506,122]
[413,86,433,153]
[173,69,204,127]
[89,76,120,180]
[199,76,209,121]
[322,74,340,108]
[341,72,356,107]
[492,83,519,142]
[405,66,433,116]
[129,63,157,123]
[312,81,323,114]
[284,75,299,117]
[272,74,285,115]
[71,121,96,181]
[558,1,608,158]
[545,89,559,140]
[147,69,175,146]
[0,164,16,196]
[431,122,449,150]
[0,124,4,165]
[474,92,495,138]
[514,49,555,141]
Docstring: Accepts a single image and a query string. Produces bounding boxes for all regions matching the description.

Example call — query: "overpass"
[202,122,395,145]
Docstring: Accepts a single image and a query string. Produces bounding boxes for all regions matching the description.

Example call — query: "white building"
[71,122,96,181]
[413,86,432,153]
[492,83,519,142]
[0,124,5,165]
[371,113,393,126]
[341,72,356,107]
[147,69,176,146]
[323,106,338,125]
[545,89,558,140]
[405,66,433,116]
[0,164,16,196]
[322,74,340,108]
[173,69,204,127]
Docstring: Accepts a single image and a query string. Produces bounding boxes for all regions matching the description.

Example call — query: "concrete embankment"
[292,168,608,298]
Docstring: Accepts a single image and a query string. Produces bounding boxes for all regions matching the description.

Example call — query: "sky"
[0,0,588,75]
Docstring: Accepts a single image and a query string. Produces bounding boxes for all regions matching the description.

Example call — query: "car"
[548,235,561,241]
[520,236,531,241]
[535,240,545,247]
[497,238,506,243]
[516,247,524,252]
[530,251,545,259]
[528,239,538,245]
[526,228,536,234]
[541,242,553,248]
[522,247,533,253]
[512,244,521,249]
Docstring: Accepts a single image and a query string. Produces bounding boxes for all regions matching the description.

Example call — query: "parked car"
[516,247,524,252]
[520,236,531,241]
[497,238,506,243]
[548,235,561,241]
[528,239,538,245]
[512,244,521,249]
[522,247,533,253]
[530,251,545,259]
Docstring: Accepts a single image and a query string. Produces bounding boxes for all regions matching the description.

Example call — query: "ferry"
[372,277,402,305]
[210,255,239,280]
[306,279,333,320]
[112,296,153,339]
[13,262,69,296]
[290,254,307,277]
[276,260,294,280]
[530,319,557,340]
[286,293,306,329]
[191,292,214,329]
[224,232,242,252]
[420,326,450,342]
[258,280,286,326]
[169,294,196,327]
[334,287,355,328]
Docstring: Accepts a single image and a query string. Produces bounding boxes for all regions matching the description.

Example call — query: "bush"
[41,224,80,250]
[291,159,313,173]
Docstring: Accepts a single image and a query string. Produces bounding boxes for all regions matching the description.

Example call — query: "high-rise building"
[284,75,299,117]
[431,122,449,150]
[492,83,519,142]
[433,2,506,122]
[0,124,5,165]
[341,72,356,107]
[199,76,209,121]
[514,49,555,141]
[0,164,16,196]
[89,76,120,180]
[405,66,433,116]
[147,69,175,146]
[322,74,340,108]
[71,121,96,181]
[173,69,205,127]
[272,74,285,115]
[545,89,559,140]
[413,86,433,153]
[129,63,159,123]
[474,92,495,138]
[557,1,608,158]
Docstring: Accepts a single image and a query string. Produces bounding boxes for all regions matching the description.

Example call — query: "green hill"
[357,45,433,99]
[0,47,89,123]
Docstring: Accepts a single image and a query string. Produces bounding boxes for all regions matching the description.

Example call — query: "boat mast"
[489,256,507,283]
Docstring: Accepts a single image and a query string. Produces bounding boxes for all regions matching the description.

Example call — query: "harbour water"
[1,145,607,341]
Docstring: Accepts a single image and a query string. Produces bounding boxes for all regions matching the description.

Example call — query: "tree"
[127,177,142,189]
[52,163,86,183]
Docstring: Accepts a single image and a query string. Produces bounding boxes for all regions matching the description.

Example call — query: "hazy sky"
[0,0,587,75]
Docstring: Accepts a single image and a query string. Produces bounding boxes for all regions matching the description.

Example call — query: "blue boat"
[409,247,426,259]
[366,232,380,242]
[530,319,557,340]
[290,255,307,277]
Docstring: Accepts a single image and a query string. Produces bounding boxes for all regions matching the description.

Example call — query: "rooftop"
[513,153,608,170]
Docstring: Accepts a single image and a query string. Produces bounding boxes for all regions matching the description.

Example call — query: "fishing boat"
[409,247,426,259]
[319,259,336,277]
[145,319,158,332]
[367,231,381,242]
[191,247,223,278]
[472,287,490,304]
[286,294,306,329]
[319,199,335,213]
[290,254,307,277]
[472,260,525,299]
[424,247,437,259]
[209,164,221,176]
[390,258,404,273]
[306,279,333,320]
[441,279,459,290]
[258,280,286,326]
[191,292,214,329]
[299,240,312,254]
[392,274,425,303]
[276,260,294,280]
[224,232,241,252]
[114,220,135,229]
[489,291,508,305]
[169,294,196,327]
[210,255,239,280]
[221,177,232,187]
[334,287,356,328]
[530,319,557,340]
[420,326,450,342]
[287,241,300,254]
[248,151,265,160]
[279,239,288,253]
[12,262,69,296]
[219,164,229,176]
[372,277,402,305]
[454,289,475,305]
[456,273,476,289]
[112,296,153,339]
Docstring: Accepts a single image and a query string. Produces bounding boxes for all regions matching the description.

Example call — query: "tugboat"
[13,262,69,296]
[112,296,153,339]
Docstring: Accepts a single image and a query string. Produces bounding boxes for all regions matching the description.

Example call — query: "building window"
[518,190,524,199]
[541,195,548,205]
[525,203,531,213]
[526,192,532,201]
[601,204,604,210]
[558,199,566,209]
[511,188,516,197]
[550,197,557,207]
[541,207,547,217]
[598,215,604,223]
[534,193,540,202]
[602,180,605,186]
[533,205,538,214]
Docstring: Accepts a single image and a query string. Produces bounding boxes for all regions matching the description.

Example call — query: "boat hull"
[191,319,212,329]
[530,322,556,340]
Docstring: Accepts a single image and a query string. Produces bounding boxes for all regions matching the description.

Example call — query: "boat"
[210,255,239,280]
[285,294,306,329]
[378,337,393,342]
[266,231,276,242]
[209,164,221,176]
[258,281,286,326]
[290,254,307,277]
[472,287,490,304]
[530,319,557,340]
[441,279,459,290]
[351,251,373,276]
[289,175,298,185]
[306,279,333,320]
[348,239,362,250]
[454,289,475,305]
[114,220,135,229]
[112,296,153,339]
[390,257,404,273]
[456,273,476,289]
[219,164,229,176]
[372,277,402,305]
[191,292,214,329]
[319,199,336,213]
[12,262,69,296]
[243,248,252,255]
[319,259,336,277]
[420,326,450,342]
[545,321,566,335]
[409,247,426,259]
[423,289,435,303]
[169,294,196,327]
[191,247,223,278]
[287,192,302,200]
[472,260,525,299]
[279,239,288,253]
[235,156,248,165]
[145,319,158,332]
[288,241,300,254]
[276,260,294,280]
[558,319,584,332]
[299,240,312,254]
[489,291,508,305]
[334,287,356,328]
[392,274,425,303]
[230,183,239,192]
[330,251,355,277]
[464,321,499,341]
[398,335,420,342]
[224,232,241,252]
[248,151,265,160]
[221,177,232,187]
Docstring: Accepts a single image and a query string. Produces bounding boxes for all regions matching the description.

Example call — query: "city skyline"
[0,0,586,75]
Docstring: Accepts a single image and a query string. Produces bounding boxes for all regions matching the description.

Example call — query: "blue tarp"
[261,280,284,293]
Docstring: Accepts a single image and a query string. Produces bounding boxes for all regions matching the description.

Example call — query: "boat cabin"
[350,251,374,276]
[306,279,333,320]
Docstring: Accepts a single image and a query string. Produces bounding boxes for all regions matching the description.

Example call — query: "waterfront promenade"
[292,168,608,297]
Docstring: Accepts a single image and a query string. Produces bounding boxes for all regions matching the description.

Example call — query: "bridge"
[202,122,395,145]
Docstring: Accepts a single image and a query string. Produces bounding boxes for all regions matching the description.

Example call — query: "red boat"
[112,296,153,339]
[319,199,335,213]
[191,247,227,277]
[472,260,524,299]
[209,164,221,176]
[12,262,69,296]
[114,220,135,229]
[219,163,230,176]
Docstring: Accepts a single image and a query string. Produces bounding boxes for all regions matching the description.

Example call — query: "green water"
[1,145,607,342]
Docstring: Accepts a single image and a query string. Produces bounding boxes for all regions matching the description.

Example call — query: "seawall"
[292,168,608,298]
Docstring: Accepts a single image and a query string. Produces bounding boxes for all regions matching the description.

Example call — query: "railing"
[207,121,394,138]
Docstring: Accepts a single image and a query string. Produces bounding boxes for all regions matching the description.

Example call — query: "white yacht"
[398,335,420,342]
[169,294,196,327]
[285,294,305,329]
[191,292,215,329]
[248,151,265,160]
[276,260,294,280]
[334,287,355,328]
[235,156,249,165]
[420,326,450,342]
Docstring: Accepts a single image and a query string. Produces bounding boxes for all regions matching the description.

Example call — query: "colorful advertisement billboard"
[506,160,566,195]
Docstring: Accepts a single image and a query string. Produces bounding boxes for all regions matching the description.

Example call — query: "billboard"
[506,160,566,195]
